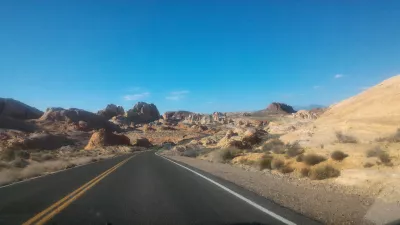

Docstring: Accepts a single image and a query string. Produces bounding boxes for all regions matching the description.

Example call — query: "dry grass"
[261,139,285,153]
[0,149,15,161]
[331,150,348,161]
[271,158,284,170]
[181,149,198,158]
[308,165,341,180]
[279,164,294,174]
[219,148,242,163]
[335,131,357,143]
[300,167,310,177]
[296,154,304,162]
[376,128,400,143]
[363,162,374,168]
[378,152,391,164]
[258,154,273,170]
[366,146,384,157]
[303,154,327,166]
[285,142,304,157]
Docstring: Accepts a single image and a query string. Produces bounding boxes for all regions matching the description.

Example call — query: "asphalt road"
[0,151,320,225]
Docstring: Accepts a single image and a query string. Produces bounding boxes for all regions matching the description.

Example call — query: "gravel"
[165,155,376,225]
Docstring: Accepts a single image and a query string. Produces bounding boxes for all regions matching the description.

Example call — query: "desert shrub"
[378,152,391,164]
[296,154,304,162]
[0,149,16,161]
[279,165,294,174]
[363,162,374,168]
[261,139,285,153]
[285,142,304,157]
[335,131,357,143]
[271,158,284,170]
[219,148,242,162]
[181,149,199,158]
[303,154,327,166]
[300,167,310,177]
[239,158,256,166]
[309,165,340,180]
[11,158,29,168]
[16,151,31,160]
[366,147,384,157]
[376,129,400,143]
[258,154,273,170]
[331,150,348,161]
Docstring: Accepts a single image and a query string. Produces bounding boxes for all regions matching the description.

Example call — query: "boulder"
[133,138,152,148]
[40,108,121,132]
[84,129,131,150]
[0,98,43,120]
[97,104,125,120]
[241,128,261,145]
[125,102,160,124]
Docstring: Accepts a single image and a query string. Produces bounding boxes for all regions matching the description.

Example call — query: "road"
[0,151,320,225]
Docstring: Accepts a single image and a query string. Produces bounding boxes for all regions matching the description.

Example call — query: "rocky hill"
[0,98,43,120]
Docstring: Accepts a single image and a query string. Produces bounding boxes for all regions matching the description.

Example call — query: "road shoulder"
[161,153,374,225]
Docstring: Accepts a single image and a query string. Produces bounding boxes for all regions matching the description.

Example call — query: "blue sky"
[0,1,399,113]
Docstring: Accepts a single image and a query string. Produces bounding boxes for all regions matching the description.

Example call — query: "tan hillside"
[315,75,400,142]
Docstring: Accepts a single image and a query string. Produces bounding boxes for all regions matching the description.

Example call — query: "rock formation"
[0,98,43,120]
[125,102,160,124]
[39,107,121,132]
[97,104,125,120]
[84,129,131,150]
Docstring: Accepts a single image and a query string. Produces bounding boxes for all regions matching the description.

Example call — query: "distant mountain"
[293,104,326,111]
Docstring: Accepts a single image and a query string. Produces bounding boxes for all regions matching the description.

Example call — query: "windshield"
[1,1,400,225]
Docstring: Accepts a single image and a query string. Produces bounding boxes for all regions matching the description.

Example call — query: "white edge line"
[155,153,296,225]
[0,153,133,189]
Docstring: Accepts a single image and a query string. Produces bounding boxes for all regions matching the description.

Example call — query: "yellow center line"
[22,155,135,225]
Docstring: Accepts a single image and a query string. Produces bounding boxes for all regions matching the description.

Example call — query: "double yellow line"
[23,155,135,225]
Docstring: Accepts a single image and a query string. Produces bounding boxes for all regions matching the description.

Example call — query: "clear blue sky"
[1,1,399,113]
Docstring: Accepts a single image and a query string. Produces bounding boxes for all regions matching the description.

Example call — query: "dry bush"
[363,162,374,168]
[309,165,340,180]
[279,164,294,174]
[181,149,198,158]
[296,154,304,162]
[376,129,400,143]
[331,150,348,161]
[0,149,16,161]
[261,139,285,153]
[366,147,384,158]
[271,158,284,170]
[300,167,310,177]
[378,152,391,164]
[258,154,273,170]
[239,158,256,166]
[219,148,242,162]
[16,151,30,160]
[11,159,29,168]
[303,154,327,166]
[285,142,304,157]
[335,131,357,143]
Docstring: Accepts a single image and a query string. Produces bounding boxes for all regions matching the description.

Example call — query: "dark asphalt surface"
[0,151,320,225]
